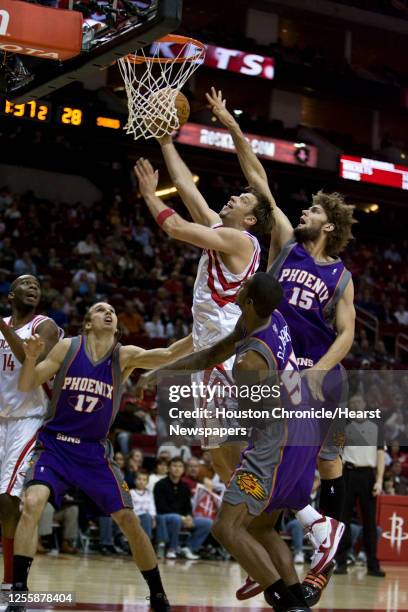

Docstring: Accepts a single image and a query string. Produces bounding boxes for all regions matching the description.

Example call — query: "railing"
[396,333,408,362]
[355,306,379,345]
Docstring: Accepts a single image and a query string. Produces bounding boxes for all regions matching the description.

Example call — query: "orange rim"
[123,34,206,65]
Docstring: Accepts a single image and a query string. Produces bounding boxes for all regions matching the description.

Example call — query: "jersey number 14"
[2,354,15,371]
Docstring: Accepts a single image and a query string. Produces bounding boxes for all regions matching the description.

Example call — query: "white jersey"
[192,225,261,351]
[0,315,54,419]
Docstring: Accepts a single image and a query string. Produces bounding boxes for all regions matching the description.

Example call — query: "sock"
[264,579,300,611]
[2,538,14,584]
[295,505,322,528]
[288,582,308,606]
[141,566,165,596]
[12,555,33,591]
[319,476,345,520]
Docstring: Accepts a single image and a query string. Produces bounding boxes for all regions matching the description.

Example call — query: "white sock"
[295,505,322,528]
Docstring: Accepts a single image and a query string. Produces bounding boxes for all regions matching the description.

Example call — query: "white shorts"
[193,354,238,450]
[0,417,42,498]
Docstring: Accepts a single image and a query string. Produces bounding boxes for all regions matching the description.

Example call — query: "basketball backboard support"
[1,0,182,102]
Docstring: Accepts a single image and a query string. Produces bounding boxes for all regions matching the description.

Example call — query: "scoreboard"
[340,155,408,191]
[0,99,121,130]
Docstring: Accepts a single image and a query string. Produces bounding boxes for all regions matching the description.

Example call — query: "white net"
[118,36,205,141]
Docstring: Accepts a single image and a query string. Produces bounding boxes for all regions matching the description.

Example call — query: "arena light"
[155,175,199,198]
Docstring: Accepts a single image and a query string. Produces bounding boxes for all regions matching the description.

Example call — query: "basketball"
[174,91,190,127]
[144,88,190,136]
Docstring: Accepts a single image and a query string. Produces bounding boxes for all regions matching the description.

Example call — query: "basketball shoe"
[236,517,344,601]
[305,517,344,573]
[147,592,171,611]
[302,561,335,606]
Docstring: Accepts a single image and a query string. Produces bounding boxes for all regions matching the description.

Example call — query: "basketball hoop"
[118,34,206,141]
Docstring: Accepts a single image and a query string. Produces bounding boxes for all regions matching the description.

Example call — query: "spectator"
[47,297,69,329]
[394,301,408,326]
[183,457,202,495]
[147,458,169,493]
[145,314,165,338]
[38,496,79,554]
[130,470,156,538]
[157,440,192,462]
[125,448,144,488]
[118,300,145,335]
[154,457,212,560]
[0,270,10,296]
[114,451,127,475]
[390,461,408,495]
[74,233,100,256]
[14,251,37,276]
[384,243,402,263]
[383,477,396,495]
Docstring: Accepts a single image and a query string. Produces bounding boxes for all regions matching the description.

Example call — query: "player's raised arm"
[18,336,71,392]
[135,319,245,397]
[158,134,220,227]
[119,333,194,381]
[134,158,254,258]
[0,317,59,364]
[205,88,294,263]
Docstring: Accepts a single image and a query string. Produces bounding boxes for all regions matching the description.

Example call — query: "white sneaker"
[306,516,345,573]
[1,583,12,591]
[180,546,199,560]
[165,549,177,559]
[294,552,305,564]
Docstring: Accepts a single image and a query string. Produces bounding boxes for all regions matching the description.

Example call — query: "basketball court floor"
[1,555,406,611]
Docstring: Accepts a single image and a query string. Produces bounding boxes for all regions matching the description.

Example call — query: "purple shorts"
[25,430,132,515]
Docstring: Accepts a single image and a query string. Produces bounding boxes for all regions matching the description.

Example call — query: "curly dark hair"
[246,187,274,236]
[313,190,356,256]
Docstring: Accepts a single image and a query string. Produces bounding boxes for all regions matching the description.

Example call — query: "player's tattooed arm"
[120,334,194,381]
[18,337,71,392]
[135,318,247,396]
[157,135,220,227]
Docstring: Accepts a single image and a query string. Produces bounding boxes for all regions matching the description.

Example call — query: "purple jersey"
[268,238,352,368]
[235,309,302,413]
[225,311,320,514]
[43,336,122,442]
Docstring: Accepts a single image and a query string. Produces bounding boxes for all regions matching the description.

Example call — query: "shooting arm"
[205,88,293,263]
[18,338,71,392]
[313,280,355,371]
[159,136,220,226]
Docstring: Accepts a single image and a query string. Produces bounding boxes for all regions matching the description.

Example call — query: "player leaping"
[134,155,272,483]
[0,275,60,593]
[206,88,355,603]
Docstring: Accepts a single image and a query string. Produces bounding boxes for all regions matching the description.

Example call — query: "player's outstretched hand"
[135,371,157,399]
[23,334,45,361]
[134,158,159,198]
[302,368,325,402]
[205,87,235,128]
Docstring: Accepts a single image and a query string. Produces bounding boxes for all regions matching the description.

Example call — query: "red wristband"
[156,208,176,227]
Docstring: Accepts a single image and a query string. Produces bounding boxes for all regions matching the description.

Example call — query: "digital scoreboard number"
[58,106,83,126]
[1,99,51,121]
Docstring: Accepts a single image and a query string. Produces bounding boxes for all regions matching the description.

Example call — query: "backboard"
[0,0,182,102]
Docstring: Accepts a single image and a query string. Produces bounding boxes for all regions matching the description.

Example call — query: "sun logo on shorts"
[236,472,266,501]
